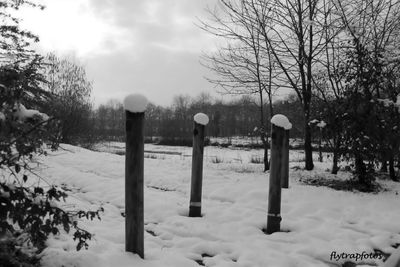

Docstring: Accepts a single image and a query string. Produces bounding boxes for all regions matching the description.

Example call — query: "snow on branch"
[377,95,400,113]
[14,103,49,121]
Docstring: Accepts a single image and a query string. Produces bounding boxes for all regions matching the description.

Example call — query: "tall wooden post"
[281,129,289,189]
[266,123,284,234]
[266,114,291,234]
[316,121,326,162]
[189,113,208,217]
[318,128,323,162]
[124,94,147,258]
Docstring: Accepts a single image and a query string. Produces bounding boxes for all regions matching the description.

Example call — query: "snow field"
[38,145,400,267]
[94,142,325,167]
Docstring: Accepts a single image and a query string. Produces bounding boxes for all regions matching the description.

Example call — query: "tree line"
[90,93,304,144]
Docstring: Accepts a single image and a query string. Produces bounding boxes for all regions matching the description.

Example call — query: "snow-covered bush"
[0,63,102,255]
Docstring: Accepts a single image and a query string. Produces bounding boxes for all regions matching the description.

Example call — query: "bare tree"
[201,0,341,170]
[43,53,93,144]
[248,0,343,170]
[172,94,192,138]
[200,0,279,171]
[315,0,400,181]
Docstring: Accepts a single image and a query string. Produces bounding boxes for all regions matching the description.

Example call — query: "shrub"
[211,156,224,163]
[250,155,263,164]
[157,137,193,147]
[0,181,103,251]
[144,153,165,160]
[0,78,102,256]
[157,137,211,147]
[0,2,101,260]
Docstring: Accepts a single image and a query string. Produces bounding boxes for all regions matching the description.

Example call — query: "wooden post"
[266,120,287,234]
[189,113,208,217]
[281,129,290,189]
[124,94,147,258]
[316,121,326,162]
[318,128,323,162]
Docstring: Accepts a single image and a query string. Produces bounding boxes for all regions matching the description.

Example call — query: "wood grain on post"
[266,123,285,234]
[125,110,145,258]
[189,121,206,217]
[281,129,290,189]
[318,128,323,162]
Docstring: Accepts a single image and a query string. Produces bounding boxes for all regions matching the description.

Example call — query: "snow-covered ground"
[35,144,400,267]
[94,141,312,164]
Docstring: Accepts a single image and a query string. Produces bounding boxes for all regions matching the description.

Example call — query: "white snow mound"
[316,121,327,128]
[194,113,209,125]
[123,94,148,113]
[14,104,49,121]
[271,114,292,130]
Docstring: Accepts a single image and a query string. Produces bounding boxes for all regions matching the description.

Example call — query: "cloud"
[86,46,214,107]
[83,0,218,106]
[88,0,217,53]
[20,0,218,106]
[19,0,131,57]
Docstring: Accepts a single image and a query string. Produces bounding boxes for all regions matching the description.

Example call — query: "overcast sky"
[20,0,220,107]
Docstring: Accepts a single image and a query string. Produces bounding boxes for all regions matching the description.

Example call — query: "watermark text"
[330,251,383,262]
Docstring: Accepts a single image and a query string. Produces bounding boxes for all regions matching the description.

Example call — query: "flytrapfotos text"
[330,251,384,262]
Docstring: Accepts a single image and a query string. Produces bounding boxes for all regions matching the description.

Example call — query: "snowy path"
[38,145,400,267]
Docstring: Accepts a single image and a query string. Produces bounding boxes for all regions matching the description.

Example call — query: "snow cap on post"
[193,113,209,125]
[123,93,148,113]
[271,114,292,130]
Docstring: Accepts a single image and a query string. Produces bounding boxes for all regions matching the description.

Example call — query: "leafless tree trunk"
[199,0,279,171]
[250,0,334,170]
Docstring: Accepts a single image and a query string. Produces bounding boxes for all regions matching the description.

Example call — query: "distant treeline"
[91,93,304,144]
